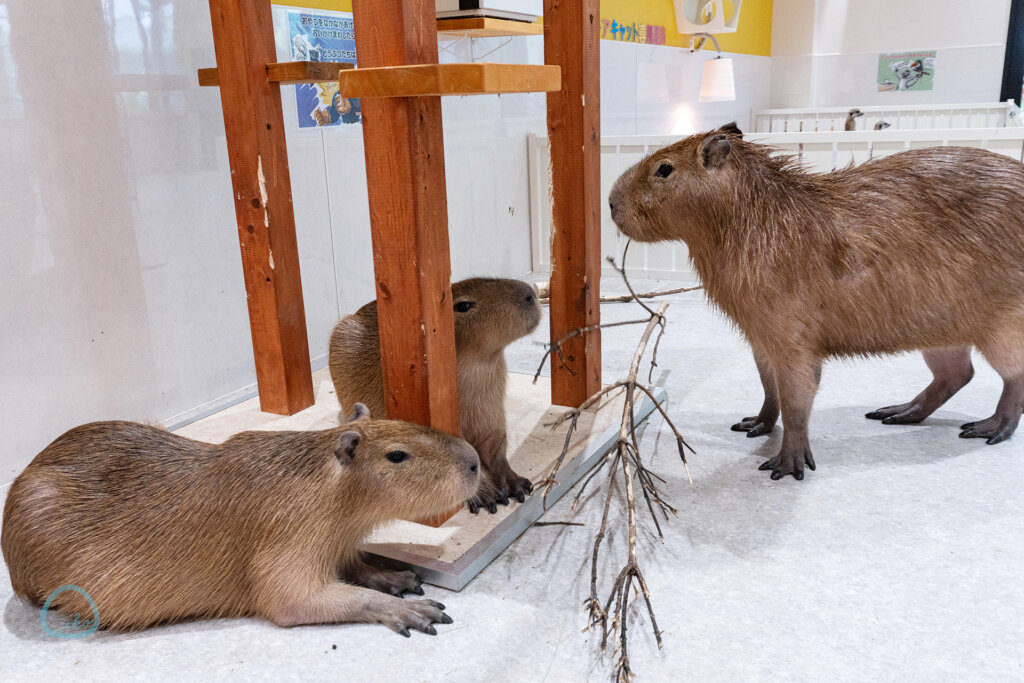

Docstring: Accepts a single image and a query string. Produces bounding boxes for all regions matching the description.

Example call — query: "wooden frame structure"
[201,0,601,423]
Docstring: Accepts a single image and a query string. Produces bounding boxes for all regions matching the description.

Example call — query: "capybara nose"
[517,280,539,307]
[608,186,622,220]
[461,442,480,476]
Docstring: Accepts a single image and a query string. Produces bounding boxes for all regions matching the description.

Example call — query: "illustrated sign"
[877,51,936,92]
[288,10,360,127]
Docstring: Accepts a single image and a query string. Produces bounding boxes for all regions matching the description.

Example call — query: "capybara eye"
[453,301,476,313]
[655,163,674,178]
[385,450,409,464]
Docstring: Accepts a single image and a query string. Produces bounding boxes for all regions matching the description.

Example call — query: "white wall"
[602,40,772,136]
[771,0,1012,108]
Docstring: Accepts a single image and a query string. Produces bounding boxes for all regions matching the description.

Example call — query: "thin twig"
[532,521,585,527]
[596,285,702,303]
[539,256,696,681]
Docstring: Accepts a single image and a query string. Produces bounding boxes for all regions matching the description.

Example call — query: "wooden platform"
[337,62,560,98]
[173,369,667,591]
[436,17,543,38]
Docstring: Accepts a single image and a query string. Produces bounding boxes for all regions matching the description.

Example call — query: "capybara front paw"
[759,448,816,480]
[731,415,775,438]
[495,470,534,504]
[383,599,452,638]
[466,467,533,513]
[959,417,1018,445]
[865,402,926,424]
[467,488,502,514]
[362,569,424,597]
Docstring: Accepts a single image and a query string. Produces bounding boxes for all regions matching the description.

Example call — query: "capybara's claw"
[958,416,1016,444]
[745,422,773,438]
[385,599,450,638]
[356,567,423,597]
[759,449,814,480]
[867,401,927,424]
[732,416,775,437]
[471,468,532,513]
[731,416,759,431]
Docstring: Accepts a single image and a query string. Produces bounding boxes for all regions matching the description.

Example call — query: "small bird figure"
[844,108,864,131]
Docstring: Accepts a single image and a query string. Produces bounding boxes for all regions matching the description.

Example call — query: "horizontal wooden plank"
[337,62,560,98]
[437,17,542,38]
[197,60,354,87]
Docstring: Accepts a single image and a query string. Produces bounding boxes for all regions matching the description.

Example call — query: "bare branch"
[537,252,696,680]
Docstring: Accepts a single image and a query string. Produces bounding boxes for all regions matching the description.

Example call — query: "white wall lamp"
[690,32,735,102]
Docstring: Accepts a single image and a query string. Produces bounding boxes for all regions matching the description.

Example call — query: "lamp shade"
[699,57,735,102]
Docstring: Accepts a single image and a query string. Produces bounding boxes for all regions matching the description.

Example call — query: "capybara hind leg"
[963,330,1024,444]
[866,346,974,424]
[266,583,451,636]
[759,355,821,480]
[732,348,779,438]
[959,375,1024,444]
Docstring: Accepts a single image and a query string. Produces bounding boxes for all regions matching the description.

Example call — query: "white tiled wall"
[770,0,1012,108]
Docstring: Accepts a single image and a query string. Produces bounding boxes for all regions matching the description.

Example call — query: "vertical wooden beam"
[207,0,314,415]
[545,0,602,406]
[351,0,460,436]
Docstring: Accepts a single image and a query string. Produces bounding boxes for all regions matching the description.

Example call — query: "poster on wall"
[288,10,360,127]
[877,51,936,92]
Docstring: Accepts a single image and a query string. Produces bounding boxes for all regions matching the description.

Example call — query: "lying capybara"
[330,278,541,512]
[608,122,1024,480]
[1,405,479,633]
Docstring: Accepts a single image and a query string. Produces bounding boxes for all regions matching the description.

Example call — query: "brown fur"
[609,123,1024,479]
[1,411,479,632]
[329,278,541,510]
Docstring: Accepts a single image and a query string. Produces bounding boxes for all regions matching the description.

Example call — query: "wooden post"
[350,0,460,436]
[545,0,602,407]
[207,0,315,415]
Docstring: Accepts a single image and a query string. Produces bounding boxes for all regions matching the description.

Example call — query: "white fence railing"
[750,127,1024,172]
[528,126,1024,280]
[751,100,1023,134]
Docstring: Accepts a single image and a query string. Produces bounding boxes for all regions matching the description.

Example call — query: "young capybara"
[608,122,1024,480]
[1,405,479,634]
[330,278,541,512]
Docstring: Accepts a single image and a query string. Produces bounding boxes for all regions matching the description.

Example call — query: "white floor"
[3,277,1024,681]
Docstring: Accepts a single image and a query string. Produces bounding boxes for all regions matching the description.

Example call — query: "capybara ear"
[347,403,370,423]
[335,430,360,462]
[717,121,743,137]
[699,134,732,170]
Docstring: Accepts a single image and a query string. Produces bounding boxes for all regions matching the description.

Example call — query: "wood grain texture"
[353,0,462,527]
[337,62,559,97]
[351,0,460,437]
[436,17,543,38]
[197,61,355,87]
[207,0,314,415]
[545,0,602,407]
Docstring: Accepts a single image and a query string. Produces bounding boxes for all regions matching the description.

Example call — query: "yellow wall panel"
[270,1,772,56]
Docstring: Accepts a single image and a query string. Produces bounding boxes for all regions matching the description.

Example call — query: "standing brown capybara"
[608,122,1024,480]
[1,405,479,634]
[330,278,541,512]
